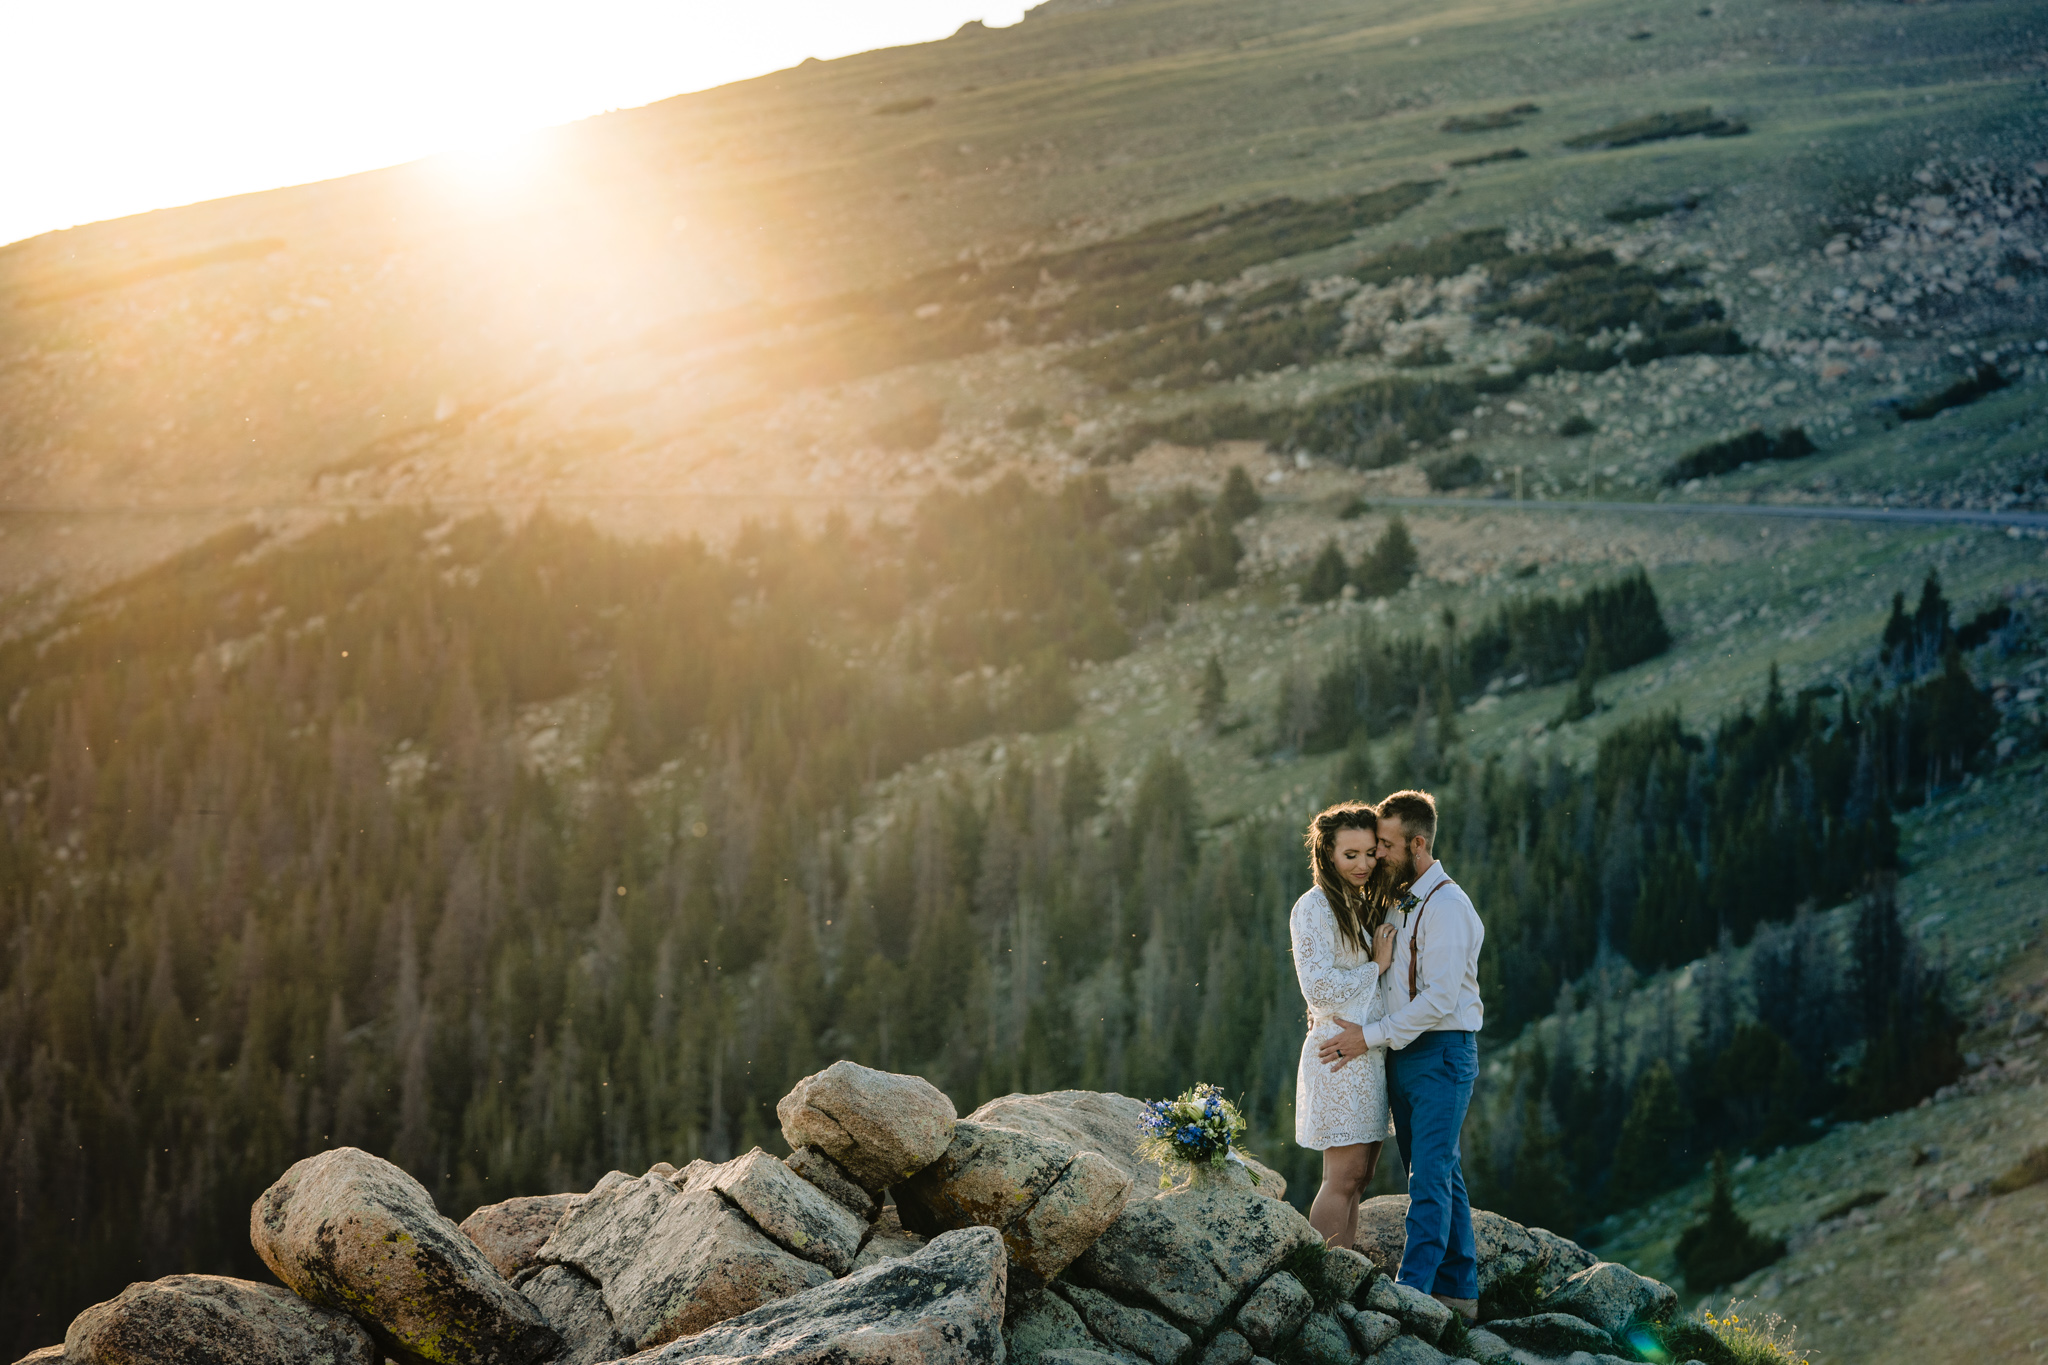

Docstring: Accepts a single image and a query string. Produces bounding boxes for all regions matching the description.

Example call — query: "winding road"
[1365,495,2048,532]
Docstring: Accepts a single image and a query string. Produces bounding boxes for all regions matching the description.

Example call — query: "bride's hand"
[1372,923,1396,971]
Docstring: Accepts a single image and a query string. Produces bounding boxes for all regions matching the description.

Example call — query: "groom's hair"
[1378,790,1438,844]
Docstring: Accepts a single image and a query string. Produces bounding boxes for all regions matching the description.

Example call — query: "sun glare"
[434,128,553,200]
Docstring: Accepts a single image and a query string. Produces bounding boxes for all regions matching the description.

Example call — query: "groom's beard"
[1385,845,1417,893]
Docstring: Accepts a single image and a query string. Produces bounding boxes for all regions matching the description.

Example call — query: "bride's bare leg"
[1349,1141,1384,1246]
[1310,1144,1371,1248]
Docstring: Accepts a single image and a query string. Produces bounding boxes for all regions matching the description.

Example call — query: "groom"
[1318,789,1485,1323]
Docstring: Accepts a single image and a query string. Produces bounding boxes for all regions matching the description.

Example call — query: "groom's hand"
[1318,1017,1366,1072]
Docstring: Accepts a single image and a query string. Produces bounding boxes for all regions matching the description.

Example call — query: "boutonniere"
[1394,892,1420,917]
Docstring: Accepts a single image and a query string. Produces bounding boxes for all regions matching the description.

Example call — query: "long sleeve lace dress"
[1289,886,1391,1150]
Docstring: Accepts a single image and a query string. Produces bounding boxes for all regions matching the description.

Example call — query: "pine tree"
[1355,516,1418,598]
[1060,741,1105,831]
[1880,589,1912,669]
[1335,732,1376,799]
[1505,1093,1576,1235]
[1609,1060,1688,1207]
[1674,1152,1785,1291]
[1196,655,1228,728]
[1219,465,1264,522]
[1302,539,1350,604]
[1553,616,1606,724]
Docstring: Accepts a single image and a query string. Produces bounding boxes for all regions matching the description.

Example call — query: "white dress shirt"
[1361,860,1485,1051]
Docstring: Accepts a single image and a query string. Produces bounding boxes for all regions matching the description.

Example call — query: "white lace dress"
[1290,886,1392,1150]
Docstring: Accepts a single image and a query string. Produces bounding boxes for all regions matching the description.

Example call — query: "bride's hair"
[1304,801,1390,952]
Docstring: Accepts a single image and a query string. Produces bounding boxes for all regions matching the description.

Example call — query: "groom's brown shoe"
[1432,1294,1478,1324]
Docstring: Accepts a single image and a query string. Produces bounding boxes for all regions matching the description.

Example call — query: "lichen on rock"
[64,1274,377,1365]
[249,1148,557,1365]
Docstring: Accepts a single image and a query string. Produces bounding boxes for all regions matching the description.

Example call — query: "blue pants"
[1387,1029,1478,1299]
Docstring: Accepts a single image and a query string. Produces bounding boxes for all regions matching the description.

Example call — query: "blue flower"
[1179,1124,1204,1146]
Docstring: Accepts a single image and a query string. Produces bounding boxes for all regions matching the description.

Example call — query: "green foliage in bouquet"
[1138,1084,1260,1187]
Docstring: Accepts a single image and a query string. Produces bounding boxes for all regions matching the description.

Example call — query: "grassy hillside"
[1589,754,2048,1364]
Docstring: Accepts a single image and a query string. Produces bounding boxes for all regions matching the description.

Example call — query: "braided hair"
[1303,801,1391,953]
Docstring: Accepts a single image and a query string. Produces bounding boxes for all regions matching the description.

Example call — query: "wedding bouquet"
[1136,1083,1260,1187]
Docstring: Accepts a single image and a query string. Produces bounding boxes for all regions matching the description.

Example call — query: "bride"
[1290,800,1397,1249]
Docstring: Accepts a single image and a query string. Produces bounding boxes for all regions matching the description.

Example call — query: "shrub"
[1336,496,1371,520]
[1651,1318,1741,1365]
[1604,192,1707,222]
[1274,377,1476,465]
[1693,1304,1810,1365]
[1563,107,1748,149]
[1039,182,1438,336]
[1449,147,1528,168]
[1353,228,1514,287]
[1069,300,1345,389]
[1664,428,1816,484]
[1492,261,1721,336]
[1815,1190,1886,1222]
[1440,103,1538,133]
[1675,1154,1786,1292]
[874,96,935,115]
[1899,364,2012,421]
[1094,403,1276,463]
[1277,1237,1341,1309]
[868,403,945,450]
[1424,450,1487,490]
[1558,413,1596,437]
[1005,404,1047,430]
[1391,340,1455,368]
[1622,321,1745,365]
[1477,1259,1546,1322]
[1988,1145,2048,1195]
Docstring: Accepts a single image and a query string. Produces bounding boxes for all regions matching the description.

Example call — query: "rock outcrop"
[534,1169,833,1349]
[58,1063,1693,1365]
[1480,1312,1618,1357]
[463,1195,580,1281]
[250,1147,559,1365]
[896,1120,1132,1288]
[783,1147,878,1223]
[851,1207,929,1272]
[965,1090,1286,1199]
[1542,1261,1679,1335]
[1232,1272,1311,1353]
[1362,1277,1451,1344]
[514,1268,630,1365]
[614,1227,1006,1365]
[1354,1195,1596,1297]
[1069,1161,1317,1334]
[776,1061,957,1193]
[675,1148,867,1276]
[64,1275,377,1365]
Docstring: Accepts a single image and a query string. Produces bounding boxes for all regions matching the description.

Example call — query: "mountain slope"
[2,0,2043,614]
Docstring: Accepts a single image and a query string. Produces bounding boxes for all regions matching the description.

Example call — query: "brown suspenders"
[1406,878,1459,998]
